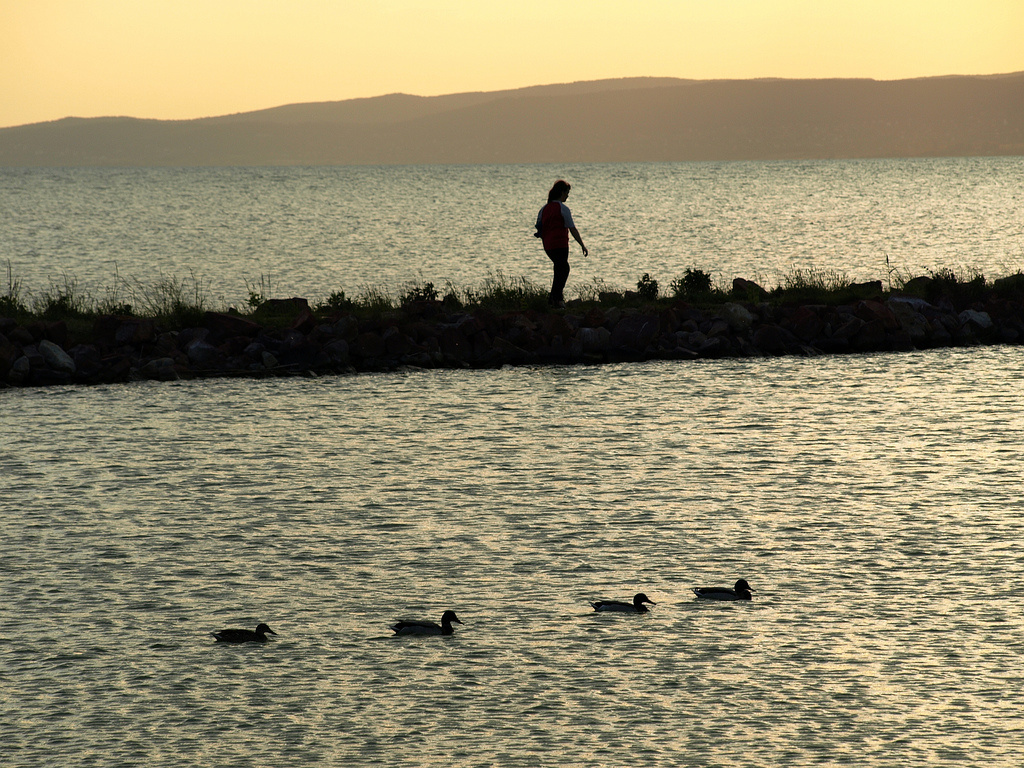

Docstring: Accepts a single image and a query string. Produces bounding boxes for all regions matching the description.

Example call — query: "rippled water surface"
[2,157,1022,306]
[3,347,1023,766]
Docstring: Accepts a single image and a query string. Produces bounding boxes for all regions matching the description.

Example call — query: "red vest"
[540,201,569,250]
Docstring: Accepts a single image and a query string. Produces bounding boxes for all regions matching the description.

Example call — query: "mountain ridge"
[2,73,1022,166]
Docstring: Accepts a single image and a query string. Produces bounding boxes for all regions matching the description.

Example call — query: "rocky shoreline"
[2,277,1022,388]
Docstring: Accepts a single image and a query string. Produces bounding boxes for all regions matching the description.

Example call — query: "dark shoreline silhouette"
[2,73,1022,166]
[4,274,1023,388]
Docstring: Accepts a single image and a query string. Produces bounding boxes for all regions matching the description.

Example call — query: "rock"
[719,302,756,332]
[902,276,934,297]
[177,327,210,348]
[252,297,311,324]
[323,339,350,365]
[752,324,792,355]
[849,280,884,300]
[9,355,30,384]
[609,314,660,349]
[204,311,261,339]
[732,277,769,299]
[855,300,899,330]
[70,344,103,378]
[352,331,385,359]
[290,307,316,334]
[186,339,223,368]
[139,357,179,381]
[831,316,864,341]
[39,339,76,374]
[959,309,993,330]
[277,340,326,370]
[785,306,826,342]
[8,326,34,345]
[115,319,156,345]
[993,273,1024,295]
[928,321,953,346]
[577,326,611,352]
[0,333,18,374]
[887,300,931,342]
[853,320,888,351]
[382,327,415,357]
[439,326,470,359]
[696,336,726,357]
[492,337,530,363]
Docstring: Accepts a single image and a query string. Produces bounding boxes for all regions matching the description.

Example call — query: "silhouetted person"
[536,179,588,307]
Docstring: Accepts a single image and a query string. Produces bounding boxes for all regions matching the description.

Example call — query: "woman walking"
[536,179,588,307]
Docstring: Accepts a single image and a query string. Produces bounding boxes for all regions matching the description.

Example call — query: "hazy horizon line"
[6,70,1024,130]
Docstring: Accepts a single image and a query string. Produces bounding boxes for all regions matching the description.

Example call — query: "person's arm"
[569,226,588,257]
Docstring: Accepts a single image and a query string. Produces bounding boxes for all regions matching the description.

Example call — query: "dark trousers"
[545,247,570,304]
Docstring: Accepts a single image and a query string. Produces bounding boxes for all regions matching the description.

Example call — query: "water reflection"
[2,346,1023,766]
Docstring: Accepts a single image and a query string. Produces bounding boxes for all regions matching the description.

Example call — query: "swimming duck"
[693,579,753,601]
[390,610,463,636]
[591,593,656,613]
[211,622,278,643]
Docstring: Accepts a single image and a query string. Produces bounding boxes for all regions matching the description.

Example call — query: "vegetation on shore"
[4,260,1023,335]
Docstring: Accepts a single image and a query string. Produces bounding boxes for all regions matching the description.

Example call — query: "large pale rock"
[887,299,931,341]
[38,339,76,373]
[719,302,756,332]
[959,309,993,330]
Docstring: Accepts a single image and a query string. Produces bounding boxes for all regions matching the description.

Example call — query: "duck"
[390,610,463,636]
[211,622,278,643]
[590,593,656,613]
[693,579,753,601]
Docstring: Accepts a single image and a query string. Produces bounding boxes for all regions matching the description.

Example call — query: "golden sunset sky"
[2,0,1022,128]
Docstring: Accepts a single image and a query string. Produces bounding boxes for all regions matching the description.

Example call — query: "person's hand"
[582,245,589,257]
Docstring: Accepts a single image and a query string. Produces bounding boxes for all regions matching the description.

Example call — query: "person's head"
[548,179,571,202]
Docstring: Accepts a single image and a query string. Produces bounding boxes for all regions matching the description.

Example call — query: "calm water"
[3,347,1024,767]
[2,158,1022,307]
[3,160,1024,765]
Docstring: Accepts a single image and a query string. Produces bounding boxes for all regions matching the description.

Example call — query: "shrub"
[35,274,92,320]
[315,291,353,313]
[671,268,713,299]
[927,267,988,306]
[1,261,27,317]
[636,273,659,301]
[132,272,209,323]
[400,281,439,306]
[464,272,547,311]
[244,274,273,311]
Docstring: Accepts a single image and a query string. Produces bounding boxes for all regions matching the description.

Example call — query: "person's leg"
[547,248,570,305]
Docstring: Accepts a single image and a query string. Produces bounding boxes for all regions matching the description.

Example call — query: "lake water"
[2,160,1024,766]
[3,348,1024,766]
[2,157,1022,308]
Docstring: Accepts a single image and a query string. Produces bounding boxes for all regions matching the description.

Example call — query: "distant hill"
[2,74,1022,166]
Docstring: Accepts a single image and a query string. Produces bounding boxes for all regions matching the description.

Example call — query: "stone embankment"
[2,278,1022,388]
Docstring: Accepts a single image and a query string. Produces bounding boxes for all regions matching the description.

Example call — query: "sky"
[2,0,1022,128]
